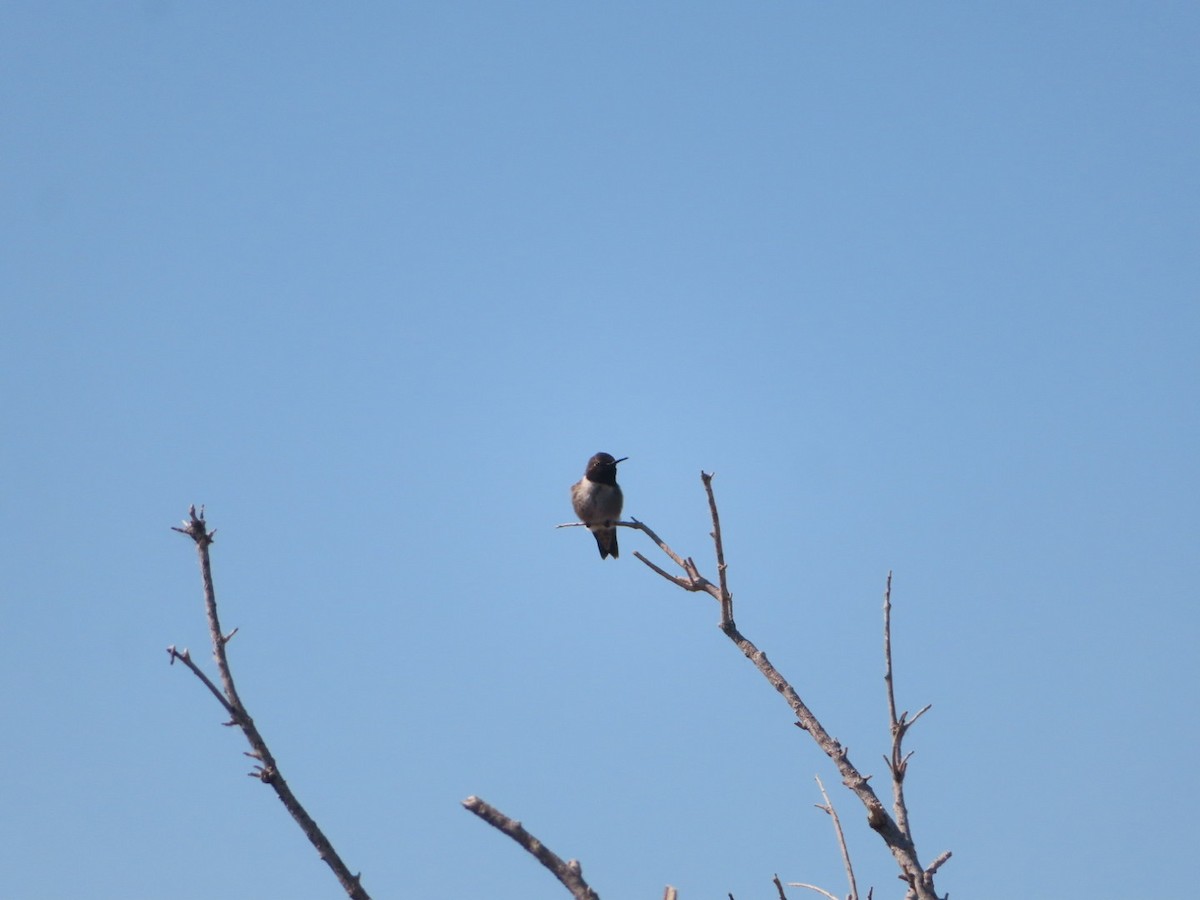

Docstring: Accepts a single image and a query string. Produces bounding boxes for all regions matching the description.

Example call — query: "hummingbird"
[571,452,627,559]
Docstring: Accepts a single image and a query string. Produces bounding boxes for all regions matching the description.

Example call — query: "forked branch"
[168,505,369,900]
[882,573,950,899]
[631,474,947,900]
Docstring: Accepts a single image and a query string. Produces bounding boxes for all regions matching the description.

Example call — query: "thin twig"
[628,518,697,577]
[925,850,952,878]
[883,571,932,866]
[634,552,692,588]
[786,883,839,900]
[462,795,600,900]
[701,472,734,626]
[883,572,900,744]
[170,505,369,900]
[773,873,790,900]
[815,775,858,900]
[166,646,233,717]
[631,477,945,900]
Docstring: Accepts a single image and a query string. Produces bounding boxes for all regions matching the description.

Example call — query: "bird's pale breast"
[572,480,622,523]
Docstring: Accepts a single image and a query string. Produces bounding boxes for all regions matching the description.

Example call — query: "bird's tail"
[594,528,618,560]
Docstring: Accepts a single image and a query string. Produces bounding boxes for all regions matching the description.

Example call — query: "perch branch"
[558,519,701,581]
[631,475,945,900]
[169,505,369,900]
[462,795,600,900]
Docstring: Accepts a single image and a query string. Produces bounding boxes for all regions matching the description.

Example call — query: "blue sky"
[3,3,1197,898]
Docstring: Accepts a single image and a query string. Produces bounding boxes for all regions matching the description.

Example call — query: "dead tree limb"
[462,795,600,900]
[168,505,370,900]
[631,473,947,900]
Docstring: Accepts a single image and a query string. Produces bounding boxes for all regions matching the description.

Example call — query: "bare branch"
[882,571,936,889]
[663,887,678,900]
[907,704,933,729]
[462,795,600,900]
[555,520,643,529]
[632,551,695,589]
[631,480,945,900]
[925,850,952,878]
[169,505,369,900]
[785,883,840,900]
[631,527,719,598]
[815,775,858,900]
[700,471,734,626]
[773,873,790,900]
[627,518,697,576]
[166,646,233,715]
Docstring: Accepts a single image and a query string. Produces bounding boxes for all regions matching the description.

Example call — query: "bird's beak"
[614,457,629,464]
